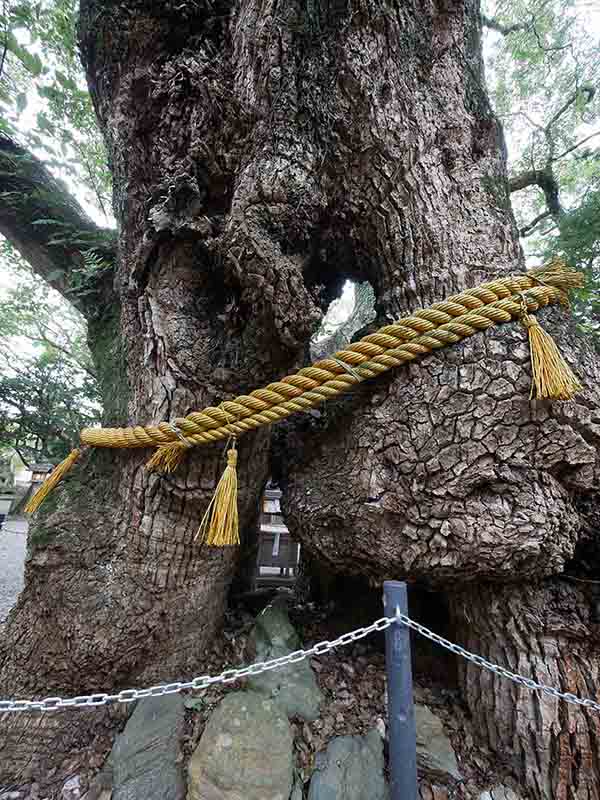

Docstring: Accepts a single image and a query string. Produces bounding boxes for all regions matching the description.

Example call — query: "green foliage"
[0,348,100,465]
[0,245,100,463]
[554,187,600,268]
[0,0,111,219]
[545,179,600,333]
[484,1,599,206]
[483,0,600,336]
[0,241,96,370]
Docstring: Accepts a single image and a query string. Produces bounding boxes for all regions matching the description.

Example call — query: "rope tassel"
[22,264,585,515]
[146,441,189,473]
[522,314,581,400]
[24,449,81,514]
[195,445,239,546]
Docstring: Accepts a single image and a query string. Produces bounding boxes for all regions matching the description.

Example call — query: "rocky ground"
[0,590,523,800]
[1,581,522,800]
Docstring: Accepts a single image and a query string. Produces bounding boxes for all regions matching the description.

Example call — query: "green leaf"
[16,93,28,113]
[45,269,65,281]
[28,52,43,77]
[183,696,206,710]
[36,111,54,134]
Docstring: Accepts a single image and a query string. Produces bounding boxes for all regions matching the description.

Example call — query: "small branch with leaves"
[0,134,116,317]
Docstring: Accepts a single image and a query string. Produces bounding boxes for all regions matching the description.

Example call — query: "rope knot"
[520,313,539,330]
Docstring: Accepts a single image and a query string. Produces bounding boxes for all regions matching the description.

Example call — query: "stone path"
[0,517,27,622]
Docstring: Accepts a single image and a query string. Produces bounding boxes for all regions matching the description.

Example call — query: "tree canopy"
[483,0,600,324]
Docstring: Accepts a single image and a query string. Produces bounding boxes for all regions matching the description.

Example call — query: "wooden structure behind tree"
[255,487,300,588]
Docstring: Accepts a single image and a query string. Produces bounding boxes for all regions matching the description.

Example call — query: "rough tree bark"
[275,5,600,800]
[452,581,600,800]
[0,0,598,797]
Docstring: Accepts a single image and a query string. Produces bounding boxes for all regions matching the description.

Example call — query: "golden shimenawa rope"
[25,261,584,540]
[82,262,583,452]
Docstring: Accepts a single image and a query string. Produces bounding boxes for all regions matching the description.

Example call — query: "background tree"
[482,0,600,330]
[0,3,599,800]
[0,244,100,465]
[0,349,99,466]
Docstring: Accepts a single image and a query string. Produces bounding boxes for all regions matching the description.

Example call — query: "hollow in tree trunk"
[0,1,599,796]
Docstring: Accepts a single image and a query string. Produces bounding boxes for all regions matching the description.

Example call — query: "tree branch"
[519,209,552,237]
[12,446,31,471]
[481,14,530,35]
[25,335,97,379]
[0,2,8,85]
[553,131,600,162]
[0,134,116,317]
[509,168,562,218]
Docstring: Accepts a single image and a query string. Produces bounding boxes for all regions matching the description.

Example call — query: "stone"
[248,600,323,720]
[290,775,304,800]
[109,694,185,800]
[188,690,294,800]
[418,785,450,800]
[82,767,112,800]
[61,778,81,800]
[415,705,461,780]
[479,787,522,800]
[307,729,387,800]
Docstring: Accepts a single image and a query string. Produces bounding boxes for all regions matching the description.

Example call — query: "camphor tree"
[0,1,600,797]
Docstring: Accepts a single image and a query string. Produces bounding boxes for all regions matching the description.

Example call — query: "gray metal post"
[384,581,418,800]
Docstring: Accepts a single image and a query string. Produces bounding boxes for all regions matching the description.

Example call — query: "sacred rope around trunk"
[26,261,584,546]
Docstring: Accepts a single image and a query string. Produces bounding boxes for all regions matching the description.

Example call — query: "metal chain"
[0,617,393,713]
[394,610,600,714]
[2,611,600,715]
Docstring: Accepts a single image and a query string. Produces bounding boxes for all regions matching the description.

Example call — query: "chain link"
[394,610,600,714]
[2,611,600,715]
[0,617,393,713]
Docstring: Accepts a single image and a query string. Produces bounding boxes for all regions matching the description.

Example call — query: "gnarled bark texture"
[452,582,600,800]
[284,317,600,584]
[0,0,598,796]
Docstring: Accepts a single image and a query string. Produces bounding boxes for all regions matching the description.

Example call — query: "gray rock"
[248,600,323,720]
[81,767,112,800]
[61,777,81,800]
[79,793,111,800]
[290,775,304,800]
[308,729,387,800]
[479,787,522,800]
[109,695,185,800]
[415,704,461,780]
[188,690,294,800]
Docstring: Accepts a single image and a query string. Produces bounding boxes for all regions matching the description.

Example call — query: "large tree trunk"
[452,581,600,800]
[1,0,599,795]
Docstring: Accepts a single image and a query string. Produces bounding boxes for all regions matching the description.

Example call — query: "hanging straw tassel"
[195,445,239,546]
[521,313,582,400]
[146,422,193,473]
[24,448,81,514]
[146,441,189,473]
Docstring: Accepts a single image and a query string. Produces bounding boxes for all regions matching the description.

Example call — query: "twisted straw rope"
[80,264,581,454]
